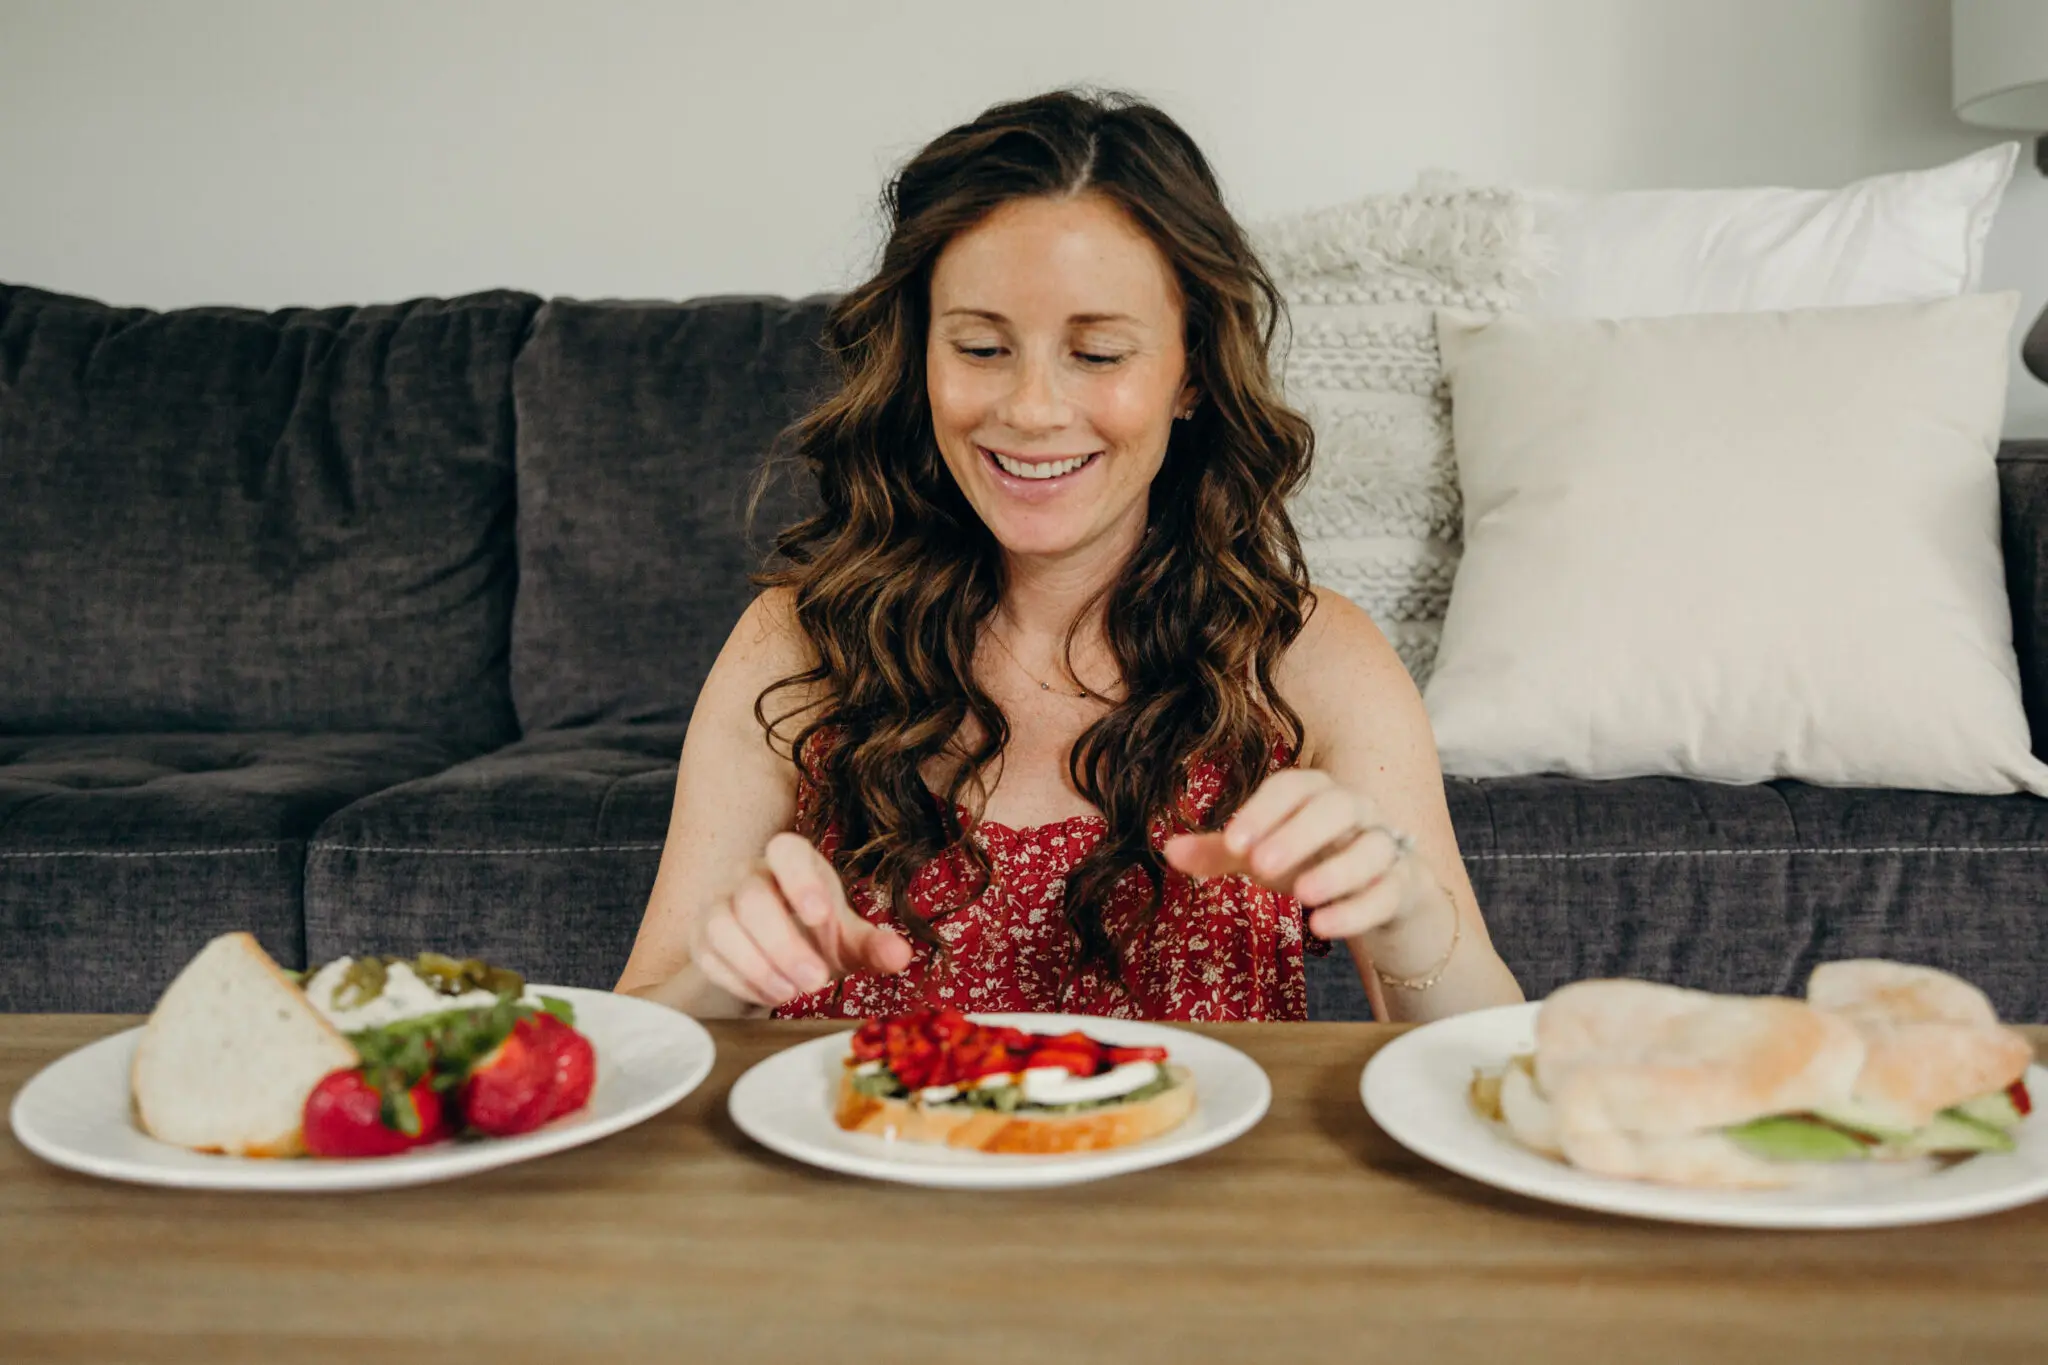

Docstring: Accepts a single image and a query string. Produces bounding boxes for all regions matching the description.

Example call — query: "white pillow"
[1425,295,2048,796]
[1528,145,2017,319]
[1253,180,1547,687]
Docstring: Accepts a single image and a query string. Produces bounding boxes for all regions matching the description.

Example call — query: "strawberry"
[303,1068,449,1158]
[529,1012,597,1122]
[459,1016,557,1136]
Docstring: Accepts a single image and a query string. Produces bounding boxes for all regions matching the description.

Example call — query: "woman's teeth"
[986,448,1095,481]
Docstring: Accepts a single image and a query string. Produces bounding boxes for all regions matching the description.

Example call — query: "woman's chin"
[985,526,1090,560]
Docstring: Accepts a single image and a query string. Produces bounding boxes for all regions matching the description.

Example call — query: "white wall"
[3,0,2045,433]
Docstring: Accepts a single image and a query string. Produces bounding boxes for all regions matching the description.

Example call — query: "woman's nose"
[997,354,1071,434]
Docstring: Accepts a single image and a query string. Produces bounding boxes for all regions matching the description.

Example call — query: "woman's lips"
[978,445,1101,500]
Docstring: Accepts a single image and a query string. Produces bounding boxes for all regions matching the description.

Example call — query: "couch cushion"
[1309,775,2048,1023]
[2000,441,2048,754]
[303,725,683,988]
[509,296,833,732]
[0,284,539,753]
[0,733,460,1011]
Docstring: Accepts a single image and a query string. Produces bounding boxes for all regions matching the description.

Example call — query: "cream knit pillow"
[1425,295,2048,795]
[1255,180,1546,686]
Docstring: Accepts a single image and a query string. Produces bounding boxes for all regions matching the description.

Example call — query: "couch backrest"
[509,295,834,732]
[1999,441,2048,756]
[0,284,539,752]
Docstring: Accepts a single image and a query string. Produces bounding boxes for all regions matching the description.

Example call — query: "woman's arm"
[1165,587,1523,1022]
[614,588,812,1016]
[1281,589,1523,1021]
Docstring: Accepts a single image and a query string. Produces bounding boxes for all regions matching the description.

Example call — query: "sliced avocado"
[1951,1089,2026,1131]
[1723,1115,1871,1163]
[1894,1111,2015,1157]
[1810,1100,1919,1144]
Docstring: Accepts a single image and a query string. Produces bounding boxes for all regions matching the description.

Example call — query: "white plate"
[1361,1002,2048,1229]
[8,986,714,1192]
[728,1013,1270,1189]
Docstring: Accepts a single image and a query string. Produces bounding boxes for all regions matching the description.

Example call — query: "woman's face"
[926,192,1193,566]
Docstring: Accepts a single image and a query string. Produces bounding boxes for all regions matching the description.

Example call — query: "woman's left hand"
[1161,768,1424,942]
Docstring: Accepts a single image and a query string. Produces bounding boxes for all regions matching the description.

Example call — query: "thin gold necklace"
[985,619,1094,699]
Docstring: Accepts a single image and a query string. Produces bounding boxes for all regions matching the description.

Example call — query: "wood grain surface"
[3,1016,2043,1365]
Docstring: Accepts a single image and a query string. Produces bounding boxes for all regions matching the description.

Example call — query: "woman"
[617,89,1522,1023]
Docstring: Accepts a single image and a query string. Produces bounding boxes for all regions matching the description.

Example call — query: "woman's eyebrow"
[938,308,1143,326]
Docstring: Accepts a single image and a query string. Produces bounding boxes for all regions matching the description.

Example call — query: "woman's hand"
[687,831,915,1011]
[1161,768,1426,942]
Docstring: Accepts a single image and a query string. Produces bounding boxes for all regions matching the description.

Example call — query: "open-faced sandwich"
[1469,959,2035,1190]
[834,1008,1196,1154]
[131,931,596,1159]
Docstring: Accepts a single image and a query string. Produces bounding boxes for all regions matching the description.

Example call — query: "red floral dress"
[774,743,1328,1022]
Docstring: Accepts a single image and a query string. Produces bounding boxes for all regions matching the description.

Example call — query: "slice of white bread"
[130,932,358,1158]
[1806,959,2035,1129]
[834,1065,1196,1155]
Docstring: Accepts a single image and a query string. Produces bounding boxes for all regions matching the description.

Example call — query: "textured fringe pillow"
[1254,179,1546,685]
[1426,295,2048,796]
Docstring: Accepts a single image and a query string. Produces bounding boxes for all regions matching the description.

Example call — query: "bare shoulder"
[1278,587,1416,705]
[728,585,810,669]
[1275,587,1429,767]
[700,586,824,758]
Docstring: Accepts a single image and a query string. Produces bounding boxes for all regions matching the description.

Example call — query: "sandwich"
[1469,960,2034,1190]
[834,1007,1196,1154]
[131,932,596,1159]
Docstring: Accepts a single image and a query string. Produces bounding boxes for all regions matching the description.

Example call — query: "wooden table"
[3,1017,2044,1365]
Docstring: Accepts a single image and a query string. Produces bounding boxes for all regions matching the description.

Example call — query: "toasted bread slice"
[131,932,357,1158]
[1806,960,2034,1129]
[834,1065,1196,1154]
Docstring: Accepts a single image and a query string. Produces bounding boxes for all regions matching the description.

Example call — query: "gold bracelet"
[1374,885,1462,992]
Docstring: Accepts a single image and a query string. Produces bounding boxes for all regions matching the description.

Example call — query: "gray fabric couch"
[5,281,2045,1020]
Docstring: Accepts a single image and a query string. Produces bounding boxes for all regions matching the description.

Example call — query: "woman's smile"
[978,443,1103,498]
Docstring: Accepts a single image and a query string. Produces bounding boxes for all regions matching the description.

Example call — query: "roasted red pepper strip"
[2012,1079,2034,1117]
[856,1009,1164,1086]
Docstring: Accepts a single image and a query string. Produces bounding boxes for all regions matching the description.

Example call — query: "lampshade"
[1955,0,2048,129]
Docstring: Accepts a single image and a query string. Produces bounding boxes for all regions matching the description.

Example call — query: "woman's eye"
[1076,352,1126,367]
[955,344,1004,360]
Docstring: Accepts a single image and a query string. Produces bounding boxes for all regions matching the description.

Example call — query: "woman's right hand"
[686,831,915,1011]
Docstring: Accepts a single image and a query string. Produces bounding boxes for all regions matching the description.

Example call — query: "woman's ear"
[1175,384,1199,421]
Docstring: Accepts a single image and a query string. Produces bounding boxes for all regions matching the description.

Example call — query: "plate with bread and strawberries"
[9,932,714,1191]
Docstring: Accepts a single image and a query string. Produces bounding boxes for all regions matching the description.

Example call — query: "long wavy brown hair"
[756,88,1316,989]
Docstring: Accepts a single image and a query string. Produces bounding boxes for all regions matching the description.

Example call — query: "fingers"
[731,872,832,994]
[763,831,844,930]
[1220,769,1335,857]
[1161,831,1247,880]
[700,903,803,1006]
[1293,824,1405,907]
[1306,870,1408,941]
[1241,785,1368,892]
[846,917,915,975]
[1171,771,1347,883]
[759,831,913,979]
